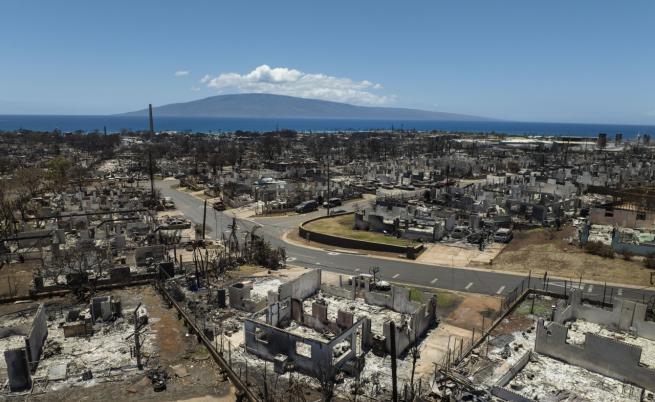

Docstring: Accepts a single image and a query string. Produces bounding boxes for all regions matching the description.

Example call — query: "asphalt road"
[156,180,655,304]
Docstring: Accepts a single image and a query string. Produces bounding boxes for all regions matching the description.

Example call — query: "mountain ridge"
[121,93,495,121]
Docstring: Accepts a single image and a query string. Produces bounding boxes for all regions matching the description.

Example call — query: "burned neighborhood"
[0,125,654,402]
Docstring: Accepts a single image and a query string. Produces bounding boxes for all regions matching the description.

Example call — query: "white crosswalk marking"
[392,273,400,279]
[430,278,438,284]
[496,286,506,295]
[587,285,593,293]
[618,288,623,296]
[465,282,473,290]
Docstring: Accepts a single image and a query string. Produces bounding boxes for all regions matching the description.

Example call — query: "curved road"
[157,180,655,303]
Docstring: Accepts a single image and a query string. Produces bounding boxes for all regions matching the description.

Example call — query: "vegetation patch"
[303,214,414,247]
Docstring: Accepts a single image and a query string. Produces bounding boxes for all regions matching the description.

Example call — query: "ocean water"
[0,115,654,138]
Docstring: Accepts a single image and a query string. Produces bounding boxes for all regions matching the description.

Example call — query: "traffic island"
[298,212,425,259]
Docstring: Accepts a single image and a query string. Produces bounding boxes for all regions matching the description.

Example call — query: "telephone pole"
[148,104,155,202]
[148,104,154,135]
[326,147,331,216]
[202,199,207,240]
[133,303,144,370]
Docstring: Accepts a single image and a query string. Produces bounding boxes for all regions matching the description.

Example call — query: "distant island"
[121,93,494,121]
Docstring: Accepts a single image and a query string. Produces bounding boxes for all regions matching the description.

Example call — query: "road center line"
[496,285,505,294]
[430,278,438,284]
[392,273,400,279]
[465,282,473,290]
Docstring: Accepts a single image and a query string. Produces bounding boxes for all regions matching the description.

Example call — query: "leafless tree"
[316,362,337,402]
[408,333,423,400]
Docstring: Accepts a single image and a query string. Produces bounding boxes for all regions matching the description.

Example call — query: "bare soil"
[490,225,653,286]
[0,260,39,298]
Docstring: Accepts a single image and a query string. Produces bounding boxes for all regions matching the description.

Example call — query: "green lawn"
[304,214,414,247]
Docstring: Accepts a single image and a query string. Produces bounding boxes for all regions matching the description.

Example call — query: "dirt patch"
[490,225,653,286]
[417,243,504,267]
[441,293,500,331]
[0,260,39,298]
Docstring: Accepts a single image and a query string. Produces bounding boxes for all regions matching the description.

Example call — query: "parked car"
[450,226,470,239]
[294,200,318,213]
[162,196,175,209]
[329,208,347,215]
[213,200,226,211]
[322,197,343,208]
[494,228,513,243]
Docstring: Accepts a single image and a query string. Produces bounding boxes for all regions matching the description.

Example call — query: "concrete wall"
[25,305,47,368]
[496,350,532,387]
[379,291,438,356]
[244,319,331,377]
[535,319,655,390]
[364,286,420,315]
[590,207,655,230]
[554,289,655,341]
[301,302,355,336]
[4,348,30,391]
[244,317,368,378]
[278,269,321,301]
[612,229,655,257]
[267,298,291,327]
[3,305,47,392]
[321,283,355,300]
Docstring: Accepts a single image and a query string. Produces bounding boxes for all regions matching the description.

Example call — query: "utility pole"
[148,103,154,135]
[202,199,207,240]
[148,103,156,203]
[326,147,331,216]
[148,150,155,202]
[390,321,398,402]
[133,303,144,370]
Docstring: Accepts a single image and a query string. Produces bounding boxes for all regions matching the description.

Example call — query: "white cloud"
[647,109,655,116]
[203,64,394,105]
[174,70,190,77]
[191,86,201,92]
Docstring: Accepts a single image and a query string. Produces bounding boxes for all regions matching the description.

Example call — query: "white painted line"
[286,257,296,262]
[315,262,321,265]
[618,288,623,296]
[587,285,593,293]
[465,282,474,290]
[392,273,400,279]
[430,278,438,284]
[496,285,506,295]
[327,251,340,256]
[354,268,360,272]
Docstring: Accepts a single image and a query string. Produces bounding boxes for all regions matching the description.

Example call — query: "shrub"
[644,254,655,269]
[584,241,614,258]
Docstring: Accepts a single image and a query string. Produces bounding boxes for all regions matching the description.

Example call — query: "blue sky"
[1,0,654,124]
